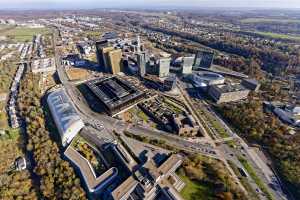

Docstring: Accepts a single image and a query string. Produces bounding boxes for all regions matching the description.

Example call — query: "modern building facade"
[208,83,250,104]
[182,56,194,74]
[159,57,171,78]
[111,154,184,200]
[137,52,147,77]
[31,58,56,74]
[95,40,109,67]
[102,46,115,72]
[108,49,122,74]
[241,79,261,92]
[183,71,225,91]
[86,77,145,115]
[64,146,118,193]
[47,89,85,146]
[164,75,177,91]
[194,50,214,69]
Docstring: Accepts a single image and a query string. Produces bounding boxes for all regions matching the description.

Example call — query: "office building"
[164,75,177,91]
[100,46,114,72]
[111,153,184,200]
[108,49,122,74]
[137,52,147,77]
[182,56,194,74]
[159,57,171,78]
[86,77,145,115]
[208,83,250,104]
[95,40,109,67]
[194,50,214,69]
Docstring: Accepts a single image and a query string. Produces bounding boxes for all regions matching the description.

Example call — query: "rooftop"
[47,89,83,134]
[64,146,118,193]
[213,83,248,93]
[86,76,145,112]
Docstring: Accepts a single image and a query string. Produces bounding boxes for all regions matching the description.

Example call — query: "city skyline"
[1,0,300,10]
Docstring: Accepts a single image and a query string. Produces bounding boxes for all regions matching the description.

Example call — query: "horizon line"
[1,6,300,11]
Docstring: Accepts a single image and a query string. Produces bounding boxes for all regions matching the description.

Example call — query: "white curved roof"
[47,89,84,145]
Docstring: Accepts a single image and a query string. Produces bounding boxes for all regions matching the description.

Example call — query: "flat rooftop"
[64,146,117,193]
[213,83,248,93]
[121,136,170,166]
[111,153,183,200]
[86,76,145,112]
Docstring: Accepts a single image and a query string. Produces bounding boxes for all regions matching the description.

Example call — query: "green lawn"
[201,108,229,138]
[179,173,214,200]
[238,157,275,200]
[0,27,51,42]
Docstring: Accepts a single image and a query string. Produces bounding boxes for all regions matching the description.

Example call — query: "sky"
[1,0,300,10]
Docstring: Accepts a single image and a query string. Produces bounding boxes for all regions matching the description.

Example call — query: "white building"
[47,89,84,146]
[159,57,171,78]
[182,56,195,74]
[31,58,56,74]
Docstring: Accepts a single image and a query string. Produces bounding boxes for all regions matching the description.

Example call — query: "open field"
[0,27,51,42]
[0,24,14,30]
[178,172,214,200]
[254,31,300,42]
[240,18,300,24]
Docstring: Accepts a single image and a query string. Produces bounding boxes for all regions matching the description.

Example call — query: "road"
[176,81,249,194]
[191,91,289,200]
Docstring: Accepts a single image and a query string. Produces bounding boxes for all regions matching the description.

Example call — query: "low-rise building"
[111,154,184,200]
[31,58,56,74]
[139,96,199,136]
[273,105,300,127]
[47,89,85,146]
[86,77,146,116]
[241,79,261,92]
[208,83,250,103]
[15,157,26,171]
[164,75,177,91]
[64,146,118,193]
[171,113,199,137]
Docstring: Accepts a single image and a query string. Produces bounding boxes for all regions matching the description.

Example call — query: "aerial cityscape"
[0,1,300,200]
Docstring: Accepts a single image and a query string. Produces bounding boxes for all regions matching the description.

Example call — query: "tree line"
[18,72,87,200]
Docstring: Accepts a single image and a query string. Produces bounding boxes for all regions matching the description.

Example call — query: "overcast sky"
[1,0,300,10]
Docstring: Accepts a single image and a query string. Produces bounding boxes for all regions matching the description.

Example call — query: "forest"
[17,72,87,200]
[217,100,300,199]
